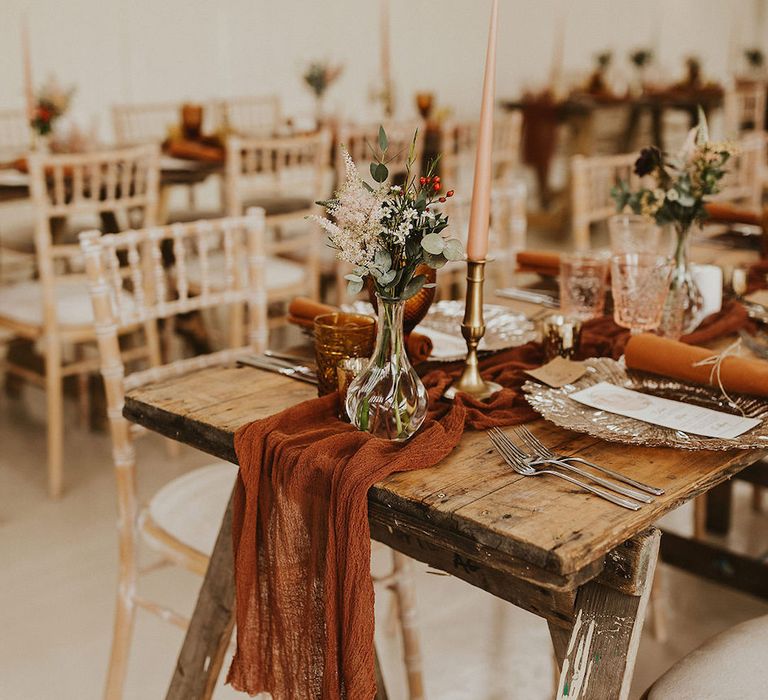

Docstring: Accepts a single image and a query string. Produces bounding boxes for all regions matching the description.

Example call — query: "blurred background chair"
[0,144,160,496]
[79,210,269,699]
[219,94,282,136]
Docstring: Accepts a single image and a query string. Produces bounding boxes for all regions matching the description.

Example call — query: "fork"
[515,425,664,496]
[488,429,641,510]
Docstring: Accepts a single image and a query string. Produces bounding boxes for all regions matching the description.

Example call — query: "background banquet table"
[123,331,768,699]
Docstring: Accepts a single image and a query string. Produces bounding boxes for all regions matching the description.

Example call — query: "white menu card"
[569,382,761,440]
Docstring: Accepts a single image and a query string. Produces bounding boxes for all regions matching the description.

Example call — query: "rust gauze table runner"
[227,302,749,698]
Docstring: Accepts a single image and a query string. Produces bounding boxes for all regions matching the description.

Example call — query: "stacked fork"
[488,426,664,510]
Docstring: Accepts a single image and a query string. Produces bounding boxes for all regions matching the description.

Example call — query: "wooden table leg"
[166,491,236,700]
[550,528,660,700]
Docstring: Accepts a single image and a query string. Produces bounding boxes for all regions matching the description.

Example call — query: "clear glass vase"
[658,223,704,339]
[345,295,428,441]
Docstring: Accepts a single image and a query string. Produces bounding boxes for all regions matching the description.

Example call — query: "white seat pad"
[146,462,237,556]
[647,614,768,699]
[185,251,305,292]
[0,277,131,327]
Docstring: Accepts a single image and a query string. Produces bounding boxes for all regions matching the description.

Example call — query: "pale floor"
[2,380,768,700]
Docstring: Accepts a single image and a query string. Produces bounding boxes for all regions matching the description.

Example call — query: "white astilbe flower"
[310,147,386,266]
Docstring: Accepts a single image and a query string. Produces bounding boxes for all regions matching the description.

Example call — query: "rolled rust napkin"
[287,296,434,363]
[704,202,762,227]
[516,250,561,277]
[624,332,768,397]
[164,138,225,163]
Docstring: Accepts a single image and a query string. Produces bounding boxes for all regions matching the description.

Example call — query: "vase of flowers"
[313,127,462,440]
[629,48,653,96]
[30,77,74,149]
[612,109,735,338]
[302,61,343,126]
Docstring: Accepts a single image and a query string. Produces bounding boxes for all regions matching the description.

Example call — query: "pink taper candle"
[466,0,498,261]
[22,15,34,122]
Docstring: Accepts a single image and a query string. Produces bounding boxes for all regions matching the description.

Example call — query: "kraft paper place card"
[569,382,761,439]
[525,357,588,388]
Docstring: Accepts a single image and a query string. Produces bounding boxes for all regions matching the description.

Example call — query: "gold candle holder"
[444,259,502,401]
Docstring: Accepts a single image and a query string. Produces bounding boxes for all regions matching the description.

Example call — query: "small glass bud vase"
[658,223,704,339]
[345,295,428,441]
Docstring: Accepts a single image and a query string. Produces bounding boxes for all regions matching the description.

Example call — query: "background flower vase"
[659,223,704,338]
[345,295,428,440]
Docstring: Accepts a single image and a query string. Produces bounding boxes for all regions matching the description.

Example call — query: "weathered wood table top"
[124,358,767,699]
[124,365,765,586]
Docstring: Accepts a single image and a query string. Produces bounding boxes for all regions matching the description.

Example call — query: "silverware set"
[238,353,318,385]
[488,426,664,510]
[495,287,560,308]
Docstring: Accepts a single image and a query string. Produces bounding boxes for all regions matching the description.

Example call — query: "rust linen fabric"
[227,344,543,698]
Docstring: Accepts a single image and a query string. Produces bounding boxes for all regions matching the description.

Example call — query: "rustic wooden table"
[123,362,766,700]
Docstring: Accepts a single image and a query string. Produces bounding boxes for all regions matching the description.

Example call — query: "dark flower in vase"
[745,49,765,68]
[634,146,662,176]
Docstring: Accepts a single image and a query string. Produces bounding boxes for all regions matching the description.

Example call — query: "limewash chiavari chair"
[724,82,767,137]
[440,183,527,297]
[0,108,32,160]
[715,132,766,212]
[219,94,282,136]
[112,101,220,146]
[0,144,160,497]
[335,120,424,185]
[223,130,332,305]
[79,211,269,700]
[570,152,641,250]
[440,110,522,191]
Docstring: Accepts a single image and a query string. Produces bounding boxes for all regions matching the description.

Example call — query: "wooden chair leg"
[45,342,64,498]
[104,587,137,700]
[391,551,426,700]
[374,646,390,700]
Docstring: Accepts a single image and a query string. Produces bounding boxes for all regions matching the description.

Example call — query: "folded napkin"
[228,345,541,698]
[705,202,762,227]
[288,296,434,364]
[516,250,560,277]
[624,332,768,397]
[164,138,225,163]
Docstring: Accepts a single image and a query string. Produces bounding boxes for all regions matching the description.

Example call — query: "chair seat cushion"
[146,462,236,556]
[240,195,313,217]
[646,614,768,699]
[166,197,312,225]
[185,251,305,292]
[0,277,132,328]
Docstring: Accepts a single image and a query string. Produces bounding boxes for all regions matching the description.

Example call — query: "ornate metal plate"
[523,357,768,450]
[343,300,538,362]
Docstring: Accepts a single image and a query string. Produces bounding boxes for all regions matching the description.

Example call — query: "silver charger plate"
[523,357,768,450]
[343,300,537,362]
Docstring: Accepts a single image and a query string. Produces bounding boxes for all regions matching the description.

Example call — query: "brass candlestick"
[444,259,502,400]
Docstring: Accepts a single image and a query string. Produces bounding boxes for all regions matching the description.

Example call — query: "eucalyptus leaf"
[374,248,392,270]
[377,269,397,285]
[378,125,388,152]
[347,279,364,295]
[344,273,363,283]
[423,252,447,269]
[421,232,445,255]
[401,274,426,300]
[443,238,464,261]
[370,162,389,183]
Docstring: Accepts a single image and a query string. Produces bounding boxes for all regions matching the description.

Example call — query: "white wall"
[1,0,765,139]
